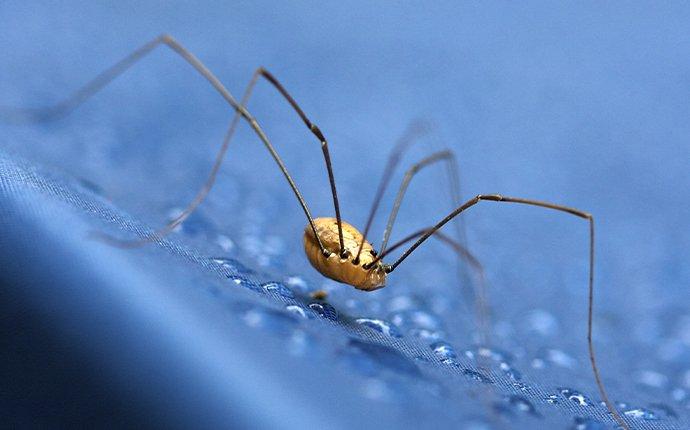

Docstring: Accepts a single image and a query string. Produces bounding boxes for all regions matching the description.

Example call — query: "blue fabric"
[1,2,689,429]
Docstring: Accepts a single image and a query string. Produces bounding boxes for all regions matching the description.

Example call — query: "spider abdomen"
[303,217,386,291]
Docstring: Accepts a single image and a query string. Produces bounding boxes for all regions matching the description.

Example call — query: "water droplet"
[617,403,659,420]
[671,387,687,402]
[546,395,559,404]
[472,346,514,363]
[525,309,558,336]
[648,402,677,419]
[559,388,592,406]
[390,309,442,331]
[287,330,310,356]
[261,282,295,298]
[285,304,311,319]
[462,369,493,384]
[430,341,457,360]
[531,358,545,369]
[362,378,394,401]
[546,349,576,368]
[634,370,668,388]
[229,276,262,293]
[571,417,606,430]
[284,275,308,293]
[508,395,538,415]
[500,361,522,381]
[215,234,235,252]
[239,305,297,335]
[309,302,338,320]
[495,395,539,417]
[408,328,444,342]
[355,318,402,338]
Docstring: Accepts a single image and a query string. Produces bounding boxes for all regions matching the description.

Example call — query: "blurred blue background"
[1,2,689,429]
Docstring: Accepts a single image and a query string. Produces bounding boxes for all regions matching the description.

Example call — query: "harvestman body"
[1,34,630,429]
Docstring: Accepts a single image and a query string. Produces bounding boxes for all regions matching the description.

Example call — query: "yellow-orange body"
[303,217,386,291]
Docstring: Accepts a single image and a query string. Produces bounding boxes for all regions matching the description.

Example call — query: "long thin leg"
[353,119,431,263]
[373,148,489,340]
[379,149,453,254]
[387,194,629,430]
[1,34,333,255]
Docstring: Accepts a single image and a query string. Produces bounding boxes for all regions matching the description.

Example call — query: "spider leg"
[1,35,335,254]
[386,194,629,430]
[353,119,431,261]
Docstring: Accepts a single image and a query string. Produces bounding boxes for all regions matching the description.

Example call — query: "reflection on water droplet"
[617,402,658,420]
[571,417,606,430]
[430,341,457,360]
[285,304,311,319]
[462,369,493,384]
[230,276,262,293]
[559,388,591,406]
[355,318,402,338]
[309,302,338,320]
[546,395,559,404]
[261,282,295,298]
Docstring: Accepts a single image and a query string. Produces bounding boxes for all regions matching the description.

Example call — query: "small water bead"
[499,361,522,381]
[362,378,394,401]
[284,275,308,293]
[355,318,402,338]
[430,341,457,361]
[230,276,263,293]
[546,395,559,404]
[475,346,514,363]
[408,328,443,342]
[239,305,298,335]
[671,388,687,402]
[525,309,559,336]
[390,309,442,331]
[495,395,539,417]
[285,304,311,319]
[617,402,658,420]
[571,417,606,430]
[309,302,338,321]
[546,348,576,368]
[462,369,493,384]
[648,402,677,419]
[559,388,592,407]
[634,369,668,388]
[215,234,235,252]
[261,282,295,298]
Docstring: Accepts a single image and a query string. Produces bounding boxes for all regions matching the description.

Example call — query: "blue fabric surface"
[1,2,689,429]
